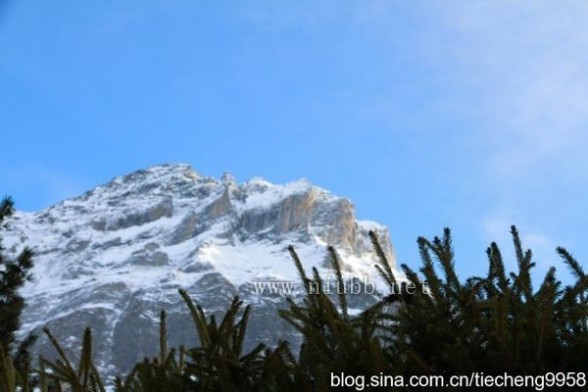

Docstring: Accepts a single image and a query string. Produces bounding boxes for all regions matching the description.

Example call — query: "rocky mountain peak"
[220,171,236,185]
[3,164,397,376]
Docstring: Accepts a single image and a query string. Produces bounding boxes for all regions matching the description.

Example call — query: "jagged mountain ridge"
[3,164,396,376]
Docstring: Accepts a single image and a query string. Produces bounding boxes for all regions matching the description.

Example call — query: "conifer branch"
[327,245,348,318]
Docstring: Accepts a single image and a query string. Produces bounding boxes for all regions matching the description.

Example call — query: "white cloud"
[434,1,588,176]
[425,2,588,280]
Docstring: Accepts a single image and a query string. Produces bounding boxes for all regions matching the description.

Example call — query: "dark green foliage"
[116,293,269,391]
[0,343,20,392]
[40,327,106,392]
[278,245,390,391]
[379,226,588,381]
[8,224,587,391]
[178,290,267,391]
[0,196,35,389]
[114,311,188,391]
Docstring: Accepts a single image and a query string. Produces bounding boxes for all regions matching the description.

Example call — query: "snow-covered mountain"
[2,164,396,375]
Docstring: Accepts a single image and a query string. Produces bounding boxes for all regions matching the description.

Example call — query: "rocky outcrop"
[4,164,397,377]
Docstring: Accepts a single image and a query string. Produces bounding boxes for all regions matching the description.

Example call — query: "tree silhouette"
[0,196,35,385]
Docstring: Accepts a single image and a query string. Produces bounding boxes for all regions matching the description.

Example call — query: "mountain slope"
[2,164,396,375]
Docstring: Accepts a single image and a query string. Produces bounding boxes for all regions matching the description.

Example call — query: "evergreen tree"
[279,245,391,391]
[178,290,266,391]
[0,196,36,375]
[371,226,588,386]
[40,327,106,392]
[115,310,188,392]
[28,224,588,392]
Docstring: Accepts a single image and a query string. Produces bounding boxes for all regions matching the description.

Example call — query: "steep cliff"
[2,164,397,376]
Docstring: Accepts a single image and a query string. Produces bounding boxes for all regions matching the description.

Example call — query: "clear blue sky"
[1,1,587,282]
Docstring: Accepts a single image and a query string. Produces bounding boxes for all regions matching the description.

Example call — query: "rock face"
[2,164,396,378]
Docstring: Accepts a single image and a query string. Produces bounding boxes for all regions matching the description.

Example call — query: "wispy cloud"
[436,1,588,176]
[426,2,588,278]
